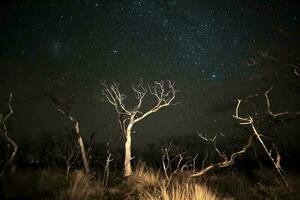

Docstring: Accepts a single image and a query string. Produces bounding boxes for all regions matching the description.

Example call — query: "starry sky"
[0,0,299,148]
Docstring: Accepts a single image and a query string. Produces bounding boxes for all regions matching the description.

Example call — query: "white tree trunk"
[78,136,90,174]
[73,121,90,174]
[124,124,133,177]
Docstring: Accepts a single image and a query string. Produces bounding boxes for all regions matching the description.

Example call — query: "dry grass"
[2,164,299,199]
[125,162,218,200]
[61,170,104,200]
[138,179,218,200]
[132,162,161,187]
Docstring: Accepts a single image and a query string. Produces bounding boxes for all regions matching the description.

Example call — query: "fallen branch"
[191,132,253,177]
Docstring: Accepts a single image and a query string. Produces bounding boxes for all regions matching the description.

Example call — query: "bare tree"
[0,93,17,172]
[161,144,194,182]
[233,98,290,192]
[102,80,177,177]
[49,95,90,174]
[57,109,90,174]
[56,134,80,178]
[191,94,291,193]
[103,142,113,186]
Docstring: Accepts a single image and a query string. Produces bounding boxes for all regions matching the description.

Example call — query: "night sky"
[0,0,299,148]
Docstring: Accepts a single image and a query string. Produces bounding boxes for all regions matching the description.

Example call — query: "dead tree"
[0,93,17,172]
[161,140,197,182]
[57,134,80,178]
[62,145,79,178]
[49,95,90,174]
[57,109,90,174]
[102,80,177,177]
[103,142,113,186]
[233,98,290,192]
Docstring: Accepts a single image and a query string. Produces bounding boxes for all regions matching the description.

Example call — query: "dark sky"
[0,0,299,148]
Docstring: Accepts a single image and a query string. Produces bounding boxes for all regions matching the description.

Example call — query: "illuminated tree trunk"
[78,136,90,174]
[124,133,132,177]
[75,122,90,174]
[124,120,133,177]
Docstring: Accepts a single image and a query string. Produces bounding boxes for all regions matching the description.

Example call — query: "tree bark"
[124,123,133,177]
[124,134,132,177]
[78,136,90,174]
[74,121,90,174]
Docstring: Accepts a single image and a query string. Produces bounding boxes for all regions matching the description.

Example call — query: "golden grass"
[3,166,298,199]
[61,170,104,200]
[127,162,219,200]
[132,162,161,186]
[138,179,218,200]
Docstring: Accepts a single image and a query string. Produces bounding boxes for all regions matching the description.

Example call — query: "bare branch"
[265,87,290,117]
[103,142,114,186]
[101,82,130,115]
[197,132,216,142]
[0,93,17,168]
[265,87,300,119]
[287,64,300,77]
[3,93,13,123]
[162,147,171,180]
[232,99,253,124]
[134,80,177,123]
[191,134,254,177]
[61,140,79,178]
[132,79,147,111]
[161,143,192,182]
[192,154,198,172]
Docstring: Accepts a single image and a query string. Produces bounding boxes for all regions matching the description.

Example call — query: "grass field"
[1,162,299,200]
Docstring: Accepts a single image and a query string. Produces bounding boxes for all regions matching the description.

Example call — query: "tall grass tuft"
[125,162,218,200]
[132,162,161,187]
[61,170,104,200]
[138,179,218,200]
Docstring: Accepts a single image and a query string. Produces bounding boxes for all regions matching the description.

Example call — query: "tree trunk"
[74,121,90,174]
[78,136,90,174]
[124,124,133,177]
[7,137,17,164]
